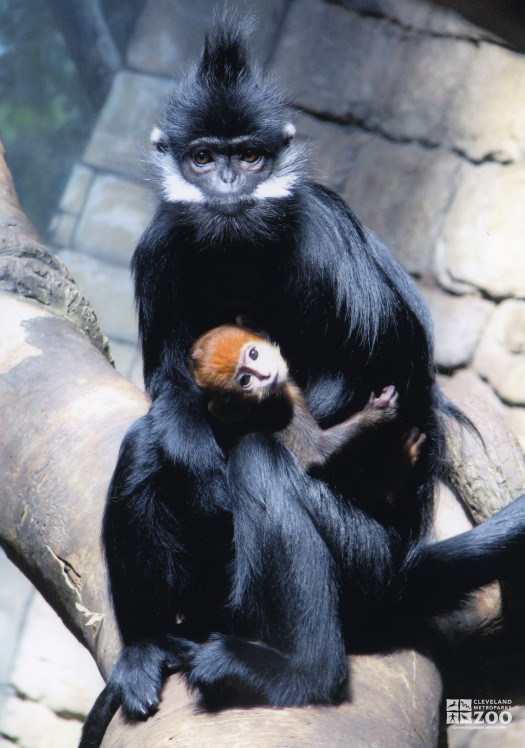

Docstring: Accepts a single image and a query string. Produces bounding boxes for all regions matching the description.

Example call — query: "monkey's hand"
[363,384,399,424]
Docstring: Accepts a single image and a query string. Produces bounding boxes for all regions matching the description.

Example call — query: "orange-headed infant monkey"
[189,324,425,498]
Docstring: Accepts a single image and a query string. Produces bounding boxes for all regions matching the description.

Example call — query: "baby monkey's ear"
[235,315,271,342]
[188,348,203,385]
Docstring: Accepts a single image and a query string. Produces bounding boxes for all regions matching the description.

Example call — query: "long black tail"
[79,685,120,748]
[401,494,525,614]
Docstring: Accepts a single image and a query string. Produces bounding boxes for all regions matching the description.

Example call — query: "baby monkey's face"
[233,341,288,399]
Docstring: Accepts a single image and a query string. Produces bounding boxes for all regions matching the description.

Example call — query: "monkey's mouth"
[267,367,287,393]
[206,196,256,216]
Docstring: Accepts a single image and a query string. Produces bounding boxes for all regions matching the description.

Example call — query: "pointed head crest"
[159,20,292,157]
[199,26,250,86]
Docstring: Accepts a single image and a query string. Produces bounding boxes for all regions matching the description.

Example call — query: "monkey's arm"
[97,380,230,727]
[105,215,235,720]
[293,385,399,469]
[131,208,233,499]
[132,205,198,394]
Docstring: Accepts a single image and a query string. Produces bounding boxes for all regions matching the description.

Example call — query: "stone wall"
[271,0,525,446]
[3,0,525,746]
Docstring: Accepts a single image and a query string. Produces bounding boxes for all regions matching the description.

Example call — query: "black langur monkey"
[189,322,425,494]
[80,20,525,748]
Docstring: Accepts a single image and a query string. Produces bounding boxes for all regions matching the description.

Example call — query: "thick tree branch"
[45,0,122,109]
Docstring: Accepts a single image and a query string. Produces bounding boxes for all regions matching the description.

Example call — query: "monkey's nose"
[219,167,236,184]
[244,367,271,381]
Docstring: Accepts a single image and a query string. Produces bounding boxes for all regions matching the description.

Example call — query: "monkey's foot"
[110,637,198,719]
[404,427,427,466]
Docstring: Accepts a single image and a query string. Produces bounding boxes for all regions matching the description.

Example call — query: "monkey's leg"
[82,402,230,747]
[186,434,348,708]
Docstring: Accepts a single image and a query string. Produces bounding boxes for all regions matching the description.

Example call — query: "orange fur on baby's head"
[189,325,263,393]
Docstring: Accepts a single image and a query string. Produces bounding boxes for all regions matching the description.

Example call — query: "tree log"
[45,0,122,110]
[0,134,523,746]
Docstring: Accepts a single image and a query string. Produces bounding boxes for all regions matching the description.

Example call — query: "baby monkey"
[189,324,425,488]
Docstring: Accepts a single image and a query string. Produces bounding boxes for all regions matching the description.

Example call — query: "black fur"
[161,23,288,158]
[80,22,525,747]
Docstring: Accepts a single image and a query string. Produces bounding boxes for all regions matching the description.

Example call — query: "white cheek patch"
[252,142,302,200]
[252,173,298,199]
[159,157,204,203]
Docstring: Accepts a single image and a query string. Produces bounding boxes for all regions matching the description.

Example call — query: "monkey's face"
[234,341,288,399]
[151,125,299,222]
[148,25,304,241]
[179,140,273,213]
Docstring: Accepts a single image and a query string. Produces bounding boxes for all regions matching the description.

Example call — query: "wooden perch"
[0,137,524,746]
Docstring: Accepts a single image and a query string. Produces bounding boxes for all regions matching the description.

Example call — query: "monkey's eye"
[248,347,258,361]
[239,374,252,388]
[241,148,261,164]
[193,149,213,165]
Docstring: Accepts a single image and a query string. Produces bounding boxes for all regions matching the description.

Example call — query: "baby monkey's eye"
[239,374,252,387]
[193,149,213,165]
[241,149,261,163]
[248,347,258,361]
